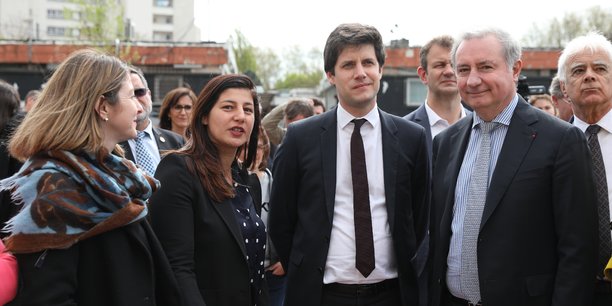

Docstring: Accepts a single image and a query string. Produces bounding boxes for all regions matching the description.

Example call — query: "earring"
[104,117,109,122]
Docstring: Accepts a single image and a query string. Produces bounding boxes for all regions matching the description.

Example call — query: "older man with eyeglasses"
[119,65,184,176]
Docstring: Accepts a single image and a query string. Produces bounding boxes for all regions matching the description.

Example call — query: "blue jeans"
[265,270,287,306]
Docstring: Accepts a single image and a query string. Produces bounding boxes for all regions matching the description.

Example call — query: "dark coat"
[429,98,598,306]
[268,108,430,306]
[149,154,268,306]
[8,220,183,306]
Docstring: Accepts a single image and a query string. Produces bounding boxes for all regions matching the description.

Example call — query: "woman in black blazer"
[149,74,268,306]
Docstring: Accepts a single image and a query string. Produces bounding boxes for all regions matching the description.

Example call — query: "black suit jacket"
[9,220,182,306]
[429,98,598,306]
[149,154,268,306]
[120,127,184,166]
[268,107,430,306]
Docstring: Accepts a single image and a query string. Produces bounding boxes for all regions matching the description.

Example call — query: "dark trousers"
[593,279,612,306]
[321,279,401,306]
[265,271,287,306]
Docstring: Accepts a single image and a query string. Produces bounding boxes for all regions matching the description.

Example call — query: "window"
[47,26,66,36]
[153,31,173,41]
[153,14,173,24]
[405,79,427,106]
[154,0,172,7]
[47,9,65,19]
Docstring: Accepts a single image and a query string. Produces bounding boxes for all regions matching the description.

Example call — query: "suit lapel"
[152,128,171,151]
[211,197,248,256]
[440,117,473,236]
[321,110,338,222]
[480,100,538,229]
[414,105,433,152]
[380,111,399,231]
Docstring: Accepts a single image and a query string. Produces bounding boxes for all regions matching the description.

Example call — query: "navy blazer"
[429,97,598,306]
[268,107,430,306]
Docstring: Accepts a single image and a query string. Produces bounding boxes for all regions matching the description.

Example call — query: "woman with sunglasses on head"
[1,49,182,306]
[159,87,197,139]
[149,74,268,306]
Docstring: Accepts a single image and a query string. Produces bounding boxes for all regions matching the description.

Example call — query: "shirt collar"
[573,108,612,134]
[337,103,380,130]
[472,94,518,128]
[424,99,468,127]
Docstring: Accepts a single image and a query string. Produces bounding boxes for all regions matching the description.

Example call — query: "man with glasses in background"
[120,66,184,176]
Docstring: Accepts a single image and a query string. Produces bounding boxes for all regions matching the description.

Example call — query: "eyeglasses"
[172,104,193,112]
[134,88,148,97]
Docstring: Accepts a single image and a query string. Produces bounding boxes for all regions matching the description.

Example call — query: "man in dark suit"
[121,67,183,173]
[404,35,468,155]
[404,36,468,306]
[557,32,612,305]
[429,28,598,306]
[268,23,429,306]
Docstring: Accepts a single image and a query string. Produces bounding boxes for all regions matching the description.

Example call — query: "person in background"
[549,75,574,122]
[23,89,41,113]
[0,49,182,305]
[404,35,468,154]
[261,98,314,146]
[268,23,429,306]
[159,87,197,139]
[557,31,612,305]
[120,67,184,176]
[403,34,469,306]
[312,97,327,115]
[429,28,597,306]
[149,74,268,306]
[0,80,23,238]
[528,94,558,117]
[0,239,17,305]
[244,124,286,306]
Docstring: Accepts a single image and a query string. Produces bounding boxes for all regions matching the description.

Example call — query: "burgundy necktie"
[351,118,375,277]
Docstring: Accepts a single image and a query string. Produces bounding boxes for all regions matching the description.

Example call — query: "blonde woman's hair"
[9,49,129,160]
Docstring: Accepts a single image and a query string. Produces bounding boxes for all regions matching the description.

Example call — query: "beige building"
[0,0,201,42]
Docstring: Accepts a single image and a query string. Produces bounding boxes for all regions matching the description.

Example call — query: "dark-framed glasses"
[173,104,193,112]
[134,88,148,97]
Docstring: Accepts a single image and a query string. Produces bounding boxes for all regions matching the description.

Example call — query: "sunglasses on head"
[134,88,148,97]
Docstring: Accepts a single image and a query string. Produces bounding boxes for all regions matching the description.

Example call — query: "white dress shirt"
[424,100,468,139]
[324,103,397,284]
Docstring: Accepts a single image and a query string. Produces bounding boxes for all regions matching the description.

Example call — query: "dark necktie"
[135,131,157,176]
[586,124,611,274]
[351,118,375,277]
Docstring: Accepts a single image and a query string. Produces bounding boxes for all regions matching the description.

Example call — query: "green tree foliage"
[254,47,280,90]
[67,0,125,42]
[274,71,323,90]
[522,6,612,47]
[232,30,258,76]
[273,45,324,90]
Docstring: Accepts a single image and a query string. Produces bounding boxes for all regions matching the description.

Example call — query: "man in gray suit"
[121,67,183,174]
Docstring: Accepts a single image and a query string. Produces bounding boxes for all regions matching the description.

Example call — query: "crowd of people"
[0,22,611,306]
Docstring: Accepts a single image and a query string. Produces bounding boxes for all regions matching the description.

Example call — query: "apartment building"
[0,0,201,42]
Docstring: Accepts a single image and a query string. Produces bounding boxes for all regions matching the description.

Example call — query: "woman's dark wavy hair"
[177,74,260,202]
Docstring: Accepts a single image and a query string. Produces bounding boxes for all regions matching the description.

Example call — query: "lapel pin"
[160,136,166,143]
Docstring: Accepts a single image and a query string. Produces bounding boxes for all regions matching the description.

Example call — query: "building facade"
[0,0,201,42]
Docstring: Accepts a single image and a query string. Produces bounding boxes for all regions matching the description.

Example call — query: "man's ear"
[326,71,335,86]
[95,95,109,121]
[417,66,428,84]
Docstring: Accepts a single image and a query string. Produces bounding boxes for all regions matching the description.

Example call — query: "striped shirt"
[446,95,519,300]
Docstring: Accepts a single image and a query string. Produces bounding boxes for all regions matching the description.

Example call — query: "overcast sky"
[195,0,610,52]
